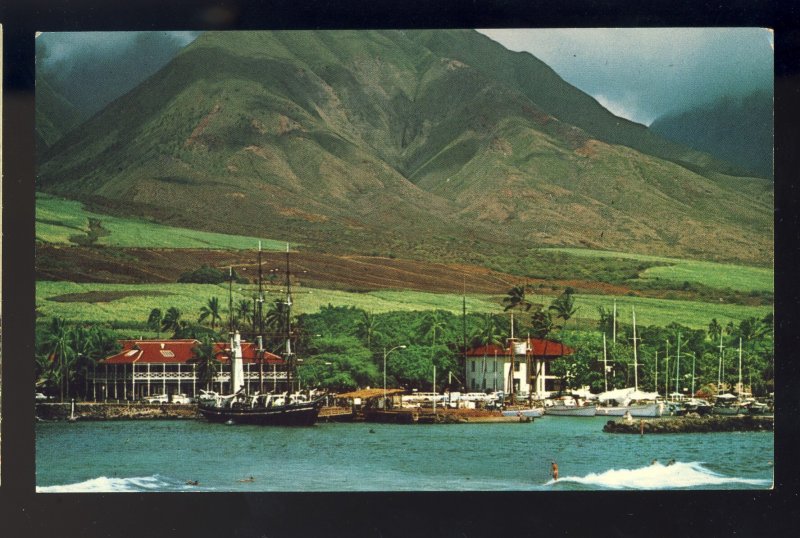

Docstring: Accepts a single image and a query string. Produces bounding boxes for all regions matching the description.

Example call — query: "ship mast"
[257,241,265,393]
[284,243,294,393]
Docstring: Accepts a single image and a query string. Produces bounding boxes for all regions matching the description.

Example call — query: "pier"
[603,414,773,434]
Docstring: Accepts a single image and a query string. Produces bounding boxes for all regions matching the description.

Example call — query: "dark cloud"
[37,31,201,119]
[479,28,773,125]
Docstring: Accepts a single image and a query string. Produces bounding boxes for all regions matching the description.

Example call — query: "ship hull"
[544,405,597,417]
[596,403,664,417]
[198,399,323,426]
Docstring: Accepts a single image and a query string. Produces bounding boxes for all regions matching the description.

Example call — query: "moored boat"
[544,397,597,416]
[198,244,322,426]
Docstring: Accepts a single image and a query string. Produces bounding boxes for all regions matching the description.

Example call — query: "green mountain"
[650,89,773,179]
[35,75,82,153]
[37,30,773,266]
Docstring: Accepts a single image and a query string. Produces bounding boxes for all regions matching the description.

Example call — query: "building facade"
[464,338,574,397]
[89,338,285,401]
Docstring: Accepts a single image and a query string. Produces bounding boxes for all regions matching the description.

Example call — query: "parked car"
[170,394,193,404]
[142,394,169,404]
[35,392,49,402]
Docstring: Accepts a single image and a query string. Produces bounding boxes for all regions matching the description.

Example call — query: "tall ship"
[198,243,323,426]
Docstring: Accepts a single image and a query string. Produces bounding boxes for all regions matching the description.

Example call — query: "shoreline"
[36,402,198,421]
[603,414,774,434]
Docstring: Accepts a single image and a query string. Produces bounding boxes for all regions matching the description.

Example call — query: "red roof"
[101,339,282,365]
[465,338,573,358]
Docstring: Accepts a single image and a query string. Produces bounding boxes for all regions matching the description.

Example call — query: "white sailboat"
[595,307,664,417]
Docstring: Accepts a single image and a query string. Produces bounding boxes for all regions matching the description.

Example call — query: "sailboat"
[595,307,664,417]
[197,244,324,426]
[712,338,746,416]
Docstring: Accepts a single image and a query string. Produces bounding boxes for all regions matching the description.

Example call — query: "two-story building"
[90,337,284,401]
[464,337,574,397]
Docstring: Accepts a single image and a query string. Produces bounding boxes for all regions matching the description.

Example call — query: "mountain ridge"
[36,30,773,266]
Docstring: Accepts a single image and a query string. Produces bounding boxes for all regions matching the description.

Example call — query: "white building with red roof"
[465,337,574,397]
[90,337,284,401]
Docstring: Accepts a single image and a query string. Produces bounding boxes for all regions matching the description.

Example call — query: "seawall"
[603,414,773,434]
[36,402,199,421]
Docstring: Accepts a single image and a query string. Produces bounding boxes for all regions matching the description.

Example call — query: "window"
[514,362,520,372]
[160,350,175,358]
[471,360,475,372]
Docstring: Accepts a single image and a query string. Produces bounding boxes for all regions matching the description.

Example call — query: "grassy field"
[36,194,288,250]
[37,280,771,333]
[545,247,773,293]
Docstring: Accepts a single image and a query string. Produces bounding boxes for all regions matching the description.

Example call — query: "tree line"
[35,285,774,398]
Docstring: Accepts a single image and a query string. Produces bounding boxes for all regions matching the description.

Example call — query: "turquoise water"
[35,417,773,492]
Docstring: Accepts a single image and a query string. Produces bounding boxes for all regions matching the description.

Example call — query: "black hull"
[198,400,323,426]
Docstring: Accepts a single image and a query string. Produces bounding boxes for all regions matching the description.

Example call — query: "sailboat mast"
[654,351,658,396]
[632,307,639,391]
[462,276,467,390]
[257,241,264,393]
[738,337,743,395]
[228,266,234,333]
[718,333,724,392]
[285,243,293,392]
[602,333,608,392]
[675,332,681,397]
[612,300,617,344]
[665,339,670,399]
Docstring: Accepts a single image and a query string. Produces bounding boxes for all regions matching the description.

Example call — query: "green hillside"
[36,194,288,249]
[36,280,770,331]
[37,30,773,267]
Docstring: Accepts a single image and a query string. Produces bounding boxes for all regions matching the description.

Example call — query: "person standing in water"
[551,461,559,481]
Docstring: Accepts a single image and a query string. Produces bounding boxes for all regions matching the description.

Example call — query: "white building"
[464,338,574,397]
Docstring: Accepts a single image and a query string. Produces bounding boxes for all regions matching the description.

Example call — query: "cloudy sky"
[479,28,774,125]
[38,28,773,126]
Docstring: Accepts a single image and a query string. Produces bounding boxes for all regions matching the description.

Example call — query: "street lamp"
[383,345,407,407]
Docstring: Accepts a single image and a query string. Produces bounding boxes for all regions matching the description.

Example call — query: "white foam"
[546,461,772,490]
[37,474,203,493]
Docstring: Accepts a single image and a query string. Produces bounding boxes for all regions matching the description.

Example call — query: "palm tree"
[549,290,577,329]
[189,335,219,391]
[265,299,290,348]
[472,313,505,348]
[236,299,253,330]
[530,307,555,339]
[419,311,448,349]
[356,310,383,351]
[198,297,222,330]
[161,307,184,336]
[708,318,722,343]
[147,308,163,337]
[502,285,532,312]
[44,317,75,402]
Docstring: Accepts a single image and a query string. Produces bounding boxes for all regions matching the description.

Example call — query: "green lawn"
[36,194,288,250]
[545,247,773,293]
[37,280,771,333]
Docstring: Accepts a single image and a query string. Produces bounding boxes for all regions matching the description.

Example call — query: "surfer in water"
[186,480,199,486]
[551,461,559,481]
[237,476,255,483]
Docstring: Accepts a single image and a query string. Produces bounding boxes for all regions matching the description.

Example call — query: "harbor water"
[36,417,773,492]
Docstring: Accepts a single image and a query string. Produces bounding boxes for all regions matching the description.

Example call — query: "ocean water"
[35,417,773,492]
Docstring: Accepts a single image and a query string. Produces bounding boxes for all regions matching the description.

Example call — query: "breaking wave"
[37,474,209,493]
[546,461,772,490]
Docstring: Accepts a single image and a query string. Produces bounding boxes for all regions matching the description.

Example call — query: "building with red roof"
[465,338,574,397]
[90,337,284,401]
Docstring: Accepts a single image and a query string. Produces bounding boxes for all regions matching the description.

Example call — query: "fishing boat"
[711,392,745,415]
[501,405,544,418]
[544,396,597,416]
[595,388,665,417]
[198,244,323,426]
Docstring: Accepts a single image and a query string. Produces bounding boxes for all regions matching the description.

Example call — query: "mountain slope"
[37,30,773,266]
[650,89,773,179]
